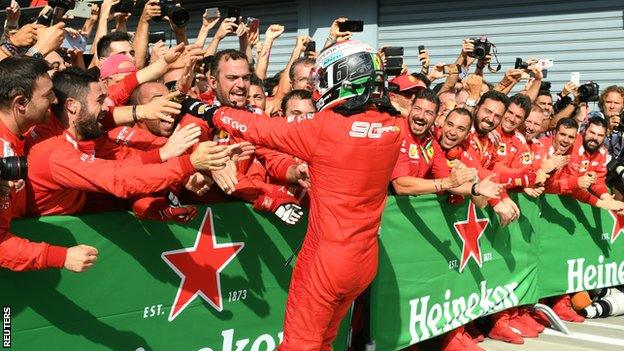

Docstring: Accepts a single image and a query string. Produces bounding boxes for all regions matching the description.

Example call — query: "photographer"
[0,56,97,272]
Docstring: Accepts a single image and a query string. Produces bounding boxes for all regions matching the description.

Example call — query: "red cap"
[100,54,137,79]
[389,74,427,92]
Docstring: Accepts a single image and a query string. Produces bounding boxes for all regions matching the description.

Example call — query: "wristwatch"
[465,98,478,107]
[26,47,44,60]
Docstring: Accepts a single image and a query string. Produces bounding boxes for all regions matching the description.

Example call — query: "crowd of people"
[0,1,623,350]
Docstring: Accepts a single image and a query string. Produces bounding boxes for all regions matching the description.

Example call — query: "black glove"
[181,98,219,127]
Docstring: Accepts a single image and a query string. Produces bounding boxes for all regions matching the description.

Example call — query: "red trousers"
[279,232,377,350]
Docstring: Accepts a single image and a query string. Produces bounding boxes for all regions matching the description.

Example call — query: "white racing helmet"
[309,40,397,115]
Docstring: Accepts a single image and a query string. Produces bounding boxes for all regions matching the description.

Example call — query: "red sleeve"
[179,114,214,142]
[108,126,168,150]
[48,148,195,199]
[0,232,67,271]
[590,153,609,196]
[431,141,451,179]
[107,72,140,107]
[391,147,411,180]
[0,193,66,271]
[213,106,321,162]
[256,147,297,183]
[568,190,599,206]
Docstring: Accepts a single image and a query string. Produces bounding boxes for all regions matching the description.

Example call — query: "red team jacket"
[0,120,67,271]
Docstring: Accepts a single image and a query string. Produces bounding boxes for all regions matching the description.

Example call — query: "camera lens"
[0,156,27,181]
[168,6,190,27]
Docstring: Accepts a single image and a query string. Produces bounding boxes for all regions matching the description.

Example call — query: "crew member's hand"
[228,141,255,162]
[535,169,549,186]
[540,155,569,173]
[64,245,98,272]
[159,123,201,161]
[524,186,545,198]
[493,201,514,227]
[287,162,311,189]
[211,159,238,194]
[190,141,232,171]
[137,91,182,123]
[503,197,521,221]
[447,163,477,189]
[578,173,595,189]
[185,172,213,195]
[274,203,304,225]
[474,174,503,198]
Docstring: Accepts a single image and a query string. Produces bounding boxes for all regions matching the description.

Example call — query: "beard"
[583,138,601,153]
[75,109,104,140]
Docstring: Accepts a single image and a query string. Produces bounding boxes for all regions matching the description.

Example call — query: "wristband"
[433,179,441,192]
[471,182,480,196]
[132,105,138,124]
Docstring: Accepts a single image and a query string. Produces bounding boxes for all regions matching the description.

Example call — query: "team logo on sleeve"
[521,152,532,165]
[497,143,507,156]
[408,144,419,159]
[580,160,589,172]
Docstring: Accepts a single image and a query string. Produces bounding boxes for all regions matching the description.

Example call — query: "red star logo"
[609,210,624,244]
[162,208,244,321]
[453,201,489,272]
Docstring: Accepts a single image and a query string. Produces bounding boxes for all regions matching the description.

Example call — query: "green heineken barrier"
[0,203,350,351]
[370,194,624,351]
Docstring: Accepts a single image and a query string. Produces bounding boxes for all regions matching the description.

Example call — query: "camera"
[514,57,529,70]
[580,289,624,318]
[0,156,27,181]
[578,82,600,102]
[48,0,76,10]
[468,36,492,60]
[39,0,76,25]
[112,0,134,14]
[154,0,189,27]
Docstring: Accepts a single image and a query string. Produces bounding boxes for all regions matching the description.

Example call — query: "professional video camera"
[580,288,624,318]
[468,36,492,60]
[154,0,189,27]
[579,81,600,102]
[0,156,27,181]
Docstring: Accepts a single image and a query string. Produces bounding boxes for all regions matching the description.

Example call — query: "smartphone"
[418,45,425,53]
[204,7,220,20]
[148,31,166,44]
[381,46,404,56]
[385,56,403,76]
[225,6,241,21]
[246,17,259,33]
[66,1,94,19]
[442,64,461,75]
[305,41,316,53]
[570,72,580,86]
[537,58,554,69]
[338,20,364,32]
[61,32,87,51]
[111,0,134,14]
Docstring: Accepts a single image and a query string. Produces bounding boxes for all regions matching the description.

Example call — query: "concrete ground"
[480,315,624,351]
